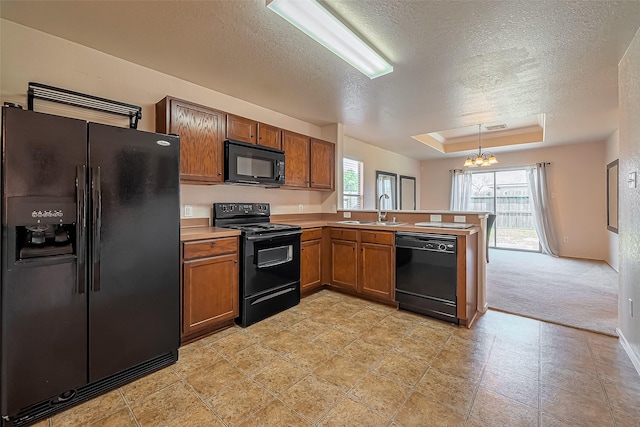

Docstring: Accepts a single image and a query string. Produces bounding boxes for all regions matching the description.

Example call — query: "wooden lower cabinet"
[358,242,394,301]
[329,228,394,302]
[301,228,323,294]
[330,239,358,291]
[181,237,239,344]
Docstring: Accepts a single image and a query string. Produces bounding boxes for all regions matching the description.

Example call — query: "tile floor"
[34,290,640,426]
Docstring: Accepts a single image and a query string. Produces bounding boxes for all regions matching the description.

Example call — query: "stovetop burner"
[225,222,300,234]
[212,202,301,236]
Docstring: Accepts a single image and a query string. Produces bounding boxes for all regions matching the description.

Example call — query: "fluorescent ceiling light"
[266,0,393,79]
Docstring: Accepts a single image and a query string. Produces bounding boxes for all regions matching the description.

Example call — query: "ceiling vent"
[485,124,508,131]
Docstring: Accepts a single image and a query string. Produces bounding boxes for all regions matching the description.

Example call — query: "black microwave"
[224,140,286,187]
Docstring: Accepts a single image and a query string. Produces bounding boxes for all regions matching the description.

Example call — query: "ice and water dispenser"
[7,197,77,261]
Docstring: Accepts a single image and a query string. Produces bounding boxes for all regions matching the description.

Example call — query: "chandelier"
[464,124,498,167]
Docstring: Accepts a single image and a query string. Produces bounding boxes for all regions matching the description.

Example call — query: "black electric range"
[213,203,301,327]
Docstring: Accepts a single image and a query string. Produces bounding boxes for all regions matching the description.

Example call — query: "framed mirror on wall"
[376,170,397,210]
[400,175,417,210]
[607,159,619,233]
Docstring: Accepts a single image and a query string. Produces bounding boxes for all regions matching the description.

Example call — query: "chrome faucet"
[378,193,389,222]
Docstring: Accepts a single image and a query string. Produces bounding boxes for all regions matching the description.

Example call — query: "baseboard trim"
[481,302,489,313]
[617,328,640,377]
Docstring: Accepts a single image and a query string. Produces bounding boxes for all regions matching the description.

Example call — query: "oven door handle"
[245,230,302,241]
[251,287,297,305]
[257,258,292,269]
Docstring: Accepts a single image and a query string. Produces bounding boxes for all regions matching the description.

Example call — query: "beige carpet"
[486,249,618,336]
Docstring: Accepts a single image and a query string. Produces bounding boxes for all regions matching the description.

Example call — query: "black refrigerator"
[0,106,180,426]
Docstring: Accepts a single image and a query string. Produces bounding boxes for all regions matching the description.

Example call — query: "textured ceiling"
[2,0,640,159]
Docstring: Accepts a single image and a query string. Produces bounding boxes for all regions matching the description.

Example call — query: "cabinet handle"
[217,172,222,176]
[234,260,238,263]
[211,242,217,247]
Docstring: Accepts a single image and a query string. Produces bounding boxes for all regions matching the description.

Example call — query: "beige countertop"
[273,219,480,236]
[180,226,241,242]
[181,219,479,241]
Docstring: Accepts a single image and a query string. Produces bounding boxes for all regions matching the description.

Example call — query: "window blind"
[343,158,363,209]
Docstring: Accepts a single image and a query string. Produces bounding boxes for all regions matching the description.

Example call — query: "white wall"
[420,141,608,261]
[605,131,620,271]
[343,135,421,210]
[0,19,338,218]
[618,26,640,371]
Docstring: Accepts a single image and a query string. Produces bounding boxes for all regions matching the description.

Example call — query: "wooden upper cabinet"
[226,114,257,144]
[156,96,225,184]
[310,138,335,190]
[282,130,310,188]
[257,123,282,150]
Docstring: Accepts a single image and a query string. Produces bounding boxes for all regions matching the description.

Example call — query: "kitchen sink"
[336,220,406,226]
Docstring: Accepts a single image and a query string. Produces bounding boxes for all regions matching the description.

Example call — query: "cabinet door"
[359,242,394,301]
[166,98,225,183]
[227,114,257,144]
[331,239,357,290]
[301,239,322,292]
[257,123,282,150]
[282,130,310,188]
[183,254,239,335]
[310,138,335,190]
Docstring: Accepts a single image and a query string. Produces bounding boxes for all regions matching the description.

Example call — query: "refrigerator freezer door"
[1,107,88,415]
[87,123,180,382]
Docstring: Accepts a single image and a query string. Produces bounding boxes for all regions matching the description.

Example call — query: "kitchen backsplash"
[180,184,336,219]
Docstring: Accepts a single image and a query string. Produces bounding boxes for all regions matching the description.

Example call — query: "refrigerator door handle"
[91,166,102,292]
[76,165,87,294]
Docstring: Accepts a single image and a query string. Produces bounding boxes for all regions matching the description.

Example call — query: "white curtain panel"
[526,163,560,256]
[449,169,472,211]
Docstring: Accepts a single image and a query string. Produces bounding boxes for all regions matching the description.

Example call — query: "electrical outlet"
[430,214,442,222]
[298,204,303,213]
[343,211,352,218]
[184,205,193,217]
[454,215,466,223]
[630,298,634,317]
[563,237,569,243]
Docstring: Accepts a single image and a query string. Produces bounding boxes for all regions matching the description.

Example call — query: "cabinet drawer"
[301,228,323,242]
[183,237,238,260]
[361,230,394,245]
[330,228,357,241]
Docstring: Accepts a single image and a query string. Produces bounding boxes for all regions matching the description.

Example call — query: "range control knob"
[438,243,447,251]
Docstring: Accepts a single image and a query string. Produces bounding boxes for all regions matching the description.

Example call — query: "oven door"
[242,231,301,297]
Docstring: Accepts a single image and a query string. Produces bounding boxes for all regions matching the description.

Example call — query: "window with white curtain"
[343,158,363,209]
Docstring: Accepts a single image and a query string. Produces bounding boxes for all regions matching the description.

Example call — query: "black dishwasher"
[395,233,459,324]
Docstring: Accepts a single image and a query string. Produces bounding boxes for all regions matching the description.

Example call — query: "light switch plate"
[628,172,637,189]
[454,215,466,223]
[430,214,442,222]
[343,211,352,218]
[184,205,193,217]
